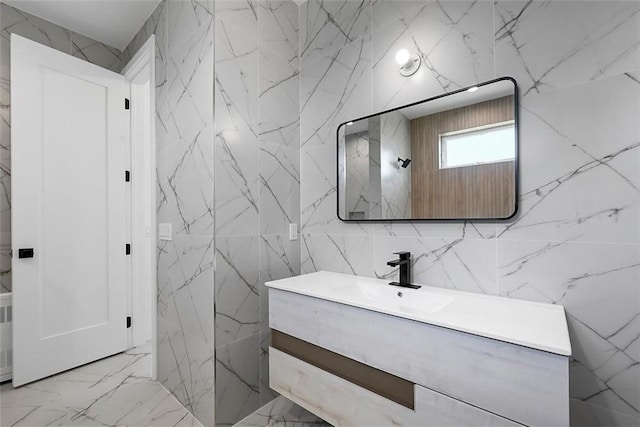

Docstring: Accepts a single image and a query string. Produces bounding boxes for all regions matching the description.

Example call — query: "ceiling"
[4,0,162,50]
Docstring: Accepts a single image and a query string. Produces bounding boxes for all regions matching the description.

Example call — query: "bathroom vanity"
[266,271,571,427]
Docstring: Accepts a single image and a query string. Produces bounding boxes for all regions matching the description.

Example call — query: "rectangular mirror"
[337,77,518,221]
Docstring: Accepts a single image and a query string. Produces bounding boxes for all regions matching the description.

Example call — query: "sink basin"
[337,283,454,314]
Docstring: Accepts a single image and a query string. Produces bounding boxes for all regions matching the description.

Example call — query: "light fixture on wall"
[395,49,421,77]
[467,86,479,93]
[397,157,412,168]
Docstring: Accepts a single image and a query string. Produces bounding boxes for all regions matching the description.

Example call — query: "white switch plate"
[159,223,172,241]
[289,223,298,241]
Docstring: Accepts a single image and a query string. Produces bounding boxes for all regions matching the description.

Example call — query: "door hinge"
[126,316,132,328]
[125,98,130,110]
[126,243,131,255]
[125,170,131,182]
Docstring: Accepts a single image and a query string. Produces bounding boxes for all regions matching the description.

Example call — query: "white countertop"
[266,271,572,356]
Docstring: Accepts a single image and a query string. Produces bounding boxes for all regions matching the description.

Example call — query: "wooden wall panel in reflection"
[410,96,515,218]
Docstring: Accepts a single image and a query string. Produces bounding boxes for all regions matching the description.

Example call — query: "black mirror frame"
[336,76,519,223]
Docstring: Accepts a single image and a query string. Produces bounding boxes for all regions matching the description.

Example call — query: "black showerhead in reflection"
[397,157,412,168]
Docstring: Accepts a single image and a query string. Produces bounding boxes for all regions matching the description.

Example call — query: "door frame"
[121,36,157,380]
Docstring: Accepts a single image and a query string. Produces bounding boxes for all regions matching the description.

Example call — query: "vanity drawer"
[270,347,521,427]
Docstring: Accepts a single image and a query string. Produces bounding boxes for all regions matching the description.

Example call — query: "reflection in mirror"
[337,77,518,221]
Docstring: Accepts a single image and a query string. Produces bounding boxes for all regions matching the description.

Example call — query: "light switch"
[289,223,298,241]
[159,223,172,241]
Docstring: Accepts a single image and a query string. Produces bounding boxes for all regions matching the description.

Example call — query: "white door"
[11,34,128,386]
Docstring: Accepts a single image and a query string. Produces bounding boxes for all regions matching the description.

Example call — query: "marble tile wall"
[344,132,371,217]
[380,110,411,219]
[126,1,215,426]
[298,1,640,425]
[214,0,300,425]
[0,2,125,294]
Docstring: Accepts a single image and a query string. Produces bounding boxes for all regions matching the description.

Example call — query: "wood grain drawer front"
[269,289,569,427]
[270,347,522,427]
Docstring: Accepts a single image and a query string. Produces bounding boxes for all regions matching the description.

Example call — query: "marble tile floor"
[234,396,330,427]
[0,343,202,426]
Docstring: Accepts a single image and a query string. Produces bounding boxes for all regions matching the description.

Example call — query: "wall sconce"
[397,157,412,168]
[395,49,421,77]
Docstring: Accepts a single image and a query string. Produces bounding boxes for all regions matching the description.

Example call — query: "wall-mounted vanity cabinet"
[267,271,571,427]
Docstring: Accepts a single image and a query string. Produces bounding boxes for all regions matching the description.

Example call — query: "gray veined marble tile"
[215,10,260,237]
[165,20,214,146]
[157,317,191,410]
[157,317,215,427]
[260,141,300,235]
[1,343,203,427]
[1,406,71,427]
[497,74,640,244]
[495,0,640,97]
[371,221,497,240]
[215,16,258,135]
[156,144,170,223]
[0,248,10,293]
[168,0,214,56]
[215,235,260,348]
[0,79,9,270]
[234,395,330,427]
[181,332,215,427]
[216,0,258,43]
[497,240,640,417]
[164,126,215,236]
[299,0,372,65]
[159,234,215,345]
[379,111,411,219]
[343,131,371,218]
[71,32,123,73]
[0,154,9,236]
[214,128,260,236]
[258,0,299,65]
[371,0,494,111]
[300,134,375,236]
[214,129,260,237]
[571,397,640,427]
[373,235,498,295]
[259,234,301,331]
[371,0,429,33]
[300,233,374,277]
[1,348,152,413]
[0,3,72,79]
[216,333,261,427]
[156,239,176,325]
[258,48,300,147]
[300,36,372,236]
[126,0,167,57]
[0,75,9,153]
[258,329,278,406]
[300,35,372,146]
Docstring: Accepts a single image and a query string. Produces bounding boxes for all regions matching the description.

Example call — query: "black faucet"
[387,251,421,289]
